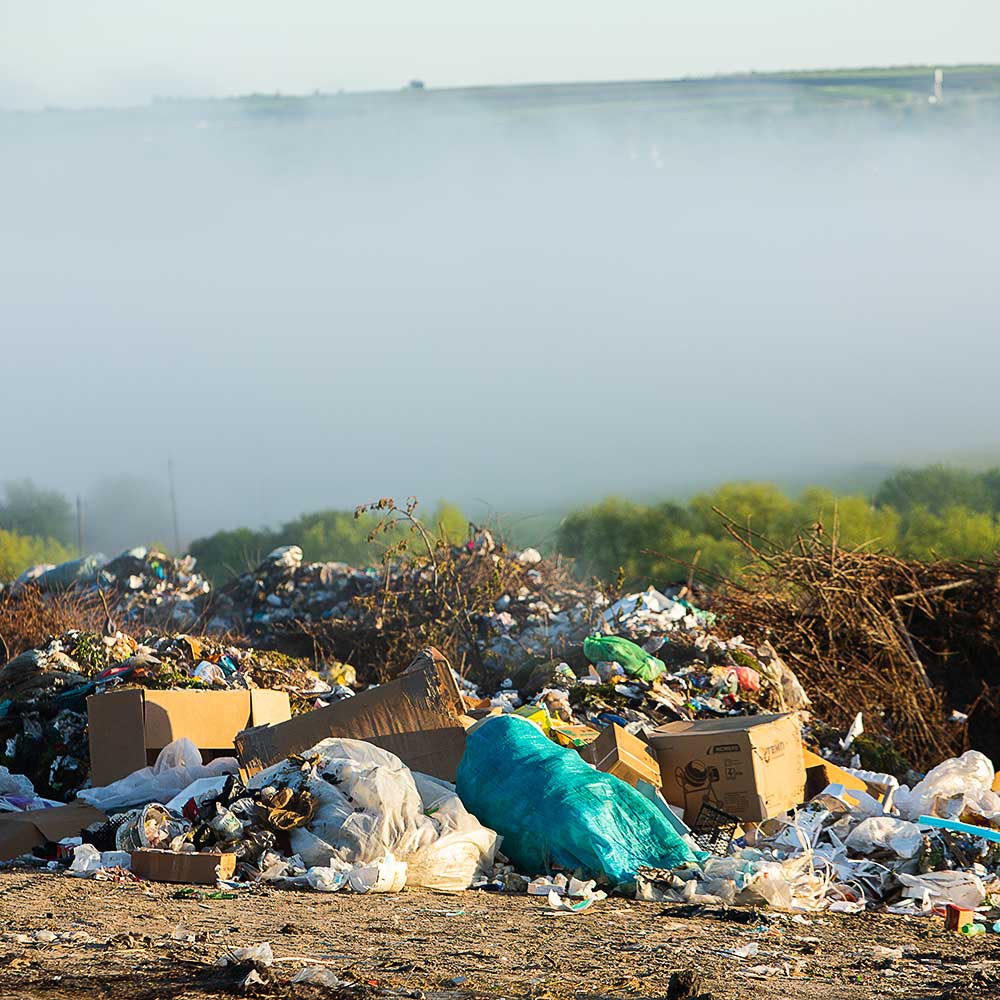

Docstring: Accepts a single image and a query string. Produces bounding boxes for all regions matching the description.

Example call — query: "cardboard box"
[582,724,662,789]
[87,688,291,787]
[802,747,869,800]
[550,724,601,749]
[648,713,806,823]
[0,802,108,862]
[131,848,236,884]
[236,657,466,781]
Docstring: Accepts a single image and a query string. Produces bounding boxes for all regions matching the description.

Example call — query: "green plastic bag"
[583,634,666,682]
[456,715,695,887]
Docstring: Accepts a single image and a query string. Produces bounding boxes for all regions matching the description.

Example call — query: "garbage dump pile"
[14,535,1000,779]
[6,540,1000,937]
[0,627,319,799]
[0,609,1000,938]
[201,540,611,676]
[6,547,210,629]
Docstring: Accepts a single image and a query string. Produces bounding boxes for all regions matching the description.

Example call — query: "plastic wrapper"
[845,816,923,859]
[78,737,238,811]
[248,738,497,893]
[895,750,1000,821]
[456,714,695,887]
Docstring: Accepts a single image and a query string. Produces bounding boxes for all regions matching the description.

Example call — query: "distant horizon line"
[4,61,995,114]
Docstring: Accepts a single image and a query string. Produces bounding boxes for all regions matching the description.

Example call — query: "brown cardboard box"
[87,688,291,787]
[581,724,662,789]
[648,713,806,823]
[236,657,466,781]
[131,848,236,884]
[0,802,108,862]
[802,747,869,799]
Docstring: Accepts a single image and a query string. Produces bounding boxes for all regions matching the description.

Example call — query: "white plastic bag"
[79,738,238,811]
[164,776,232,814]
[249,738,497,892]
[69,844,131,873]
[896,870,986,910]
[845,816,923,859]
[0,766,36,800]
[895,751,1000,821]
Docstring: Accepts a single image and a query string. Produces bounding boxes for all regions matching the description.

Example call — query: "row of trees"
[557,470,1000,586]
[5,466,1000,585]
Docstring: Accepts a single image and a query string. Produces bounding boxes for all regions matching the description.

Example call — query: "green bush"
[0,530,74,581]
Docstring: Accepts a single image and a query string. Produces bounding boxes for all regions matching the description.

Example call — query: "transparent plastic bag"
[845,816,923,859]
[249,738,497,892]
[79,737,238,811]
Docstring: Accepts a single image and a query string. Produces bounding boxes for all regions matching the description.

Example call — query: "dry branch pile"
[715,517,1000,769]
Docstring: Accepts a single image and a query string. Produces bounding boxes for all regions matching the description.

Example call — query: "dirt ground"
[0,869,998,1000]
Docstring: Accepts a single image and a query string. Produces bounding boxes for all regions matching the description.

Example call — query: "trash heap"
[200,541,604,675]
[5,537,1000,937]
[200,543,808,718]
[8,547,211,629]
[0,627,319,799]
[638,747,1000,922]
[2,631,1000,939]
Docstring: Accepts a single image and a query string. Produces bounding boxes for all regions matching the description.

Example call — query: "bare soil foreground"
[0,872,998,1000]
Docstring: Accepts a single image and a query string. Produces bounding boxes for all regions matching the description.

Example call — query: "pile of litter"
[201,540,604,679]
[7,536,1000,942]
[0,627,319,799]
[200,544,810,717]
[8,547,210,629]
[2,625,1000,944]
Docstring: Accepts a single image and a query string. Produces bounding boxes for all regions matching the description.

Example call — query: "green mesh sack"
[456,715,694,888]
[583,633,666,682]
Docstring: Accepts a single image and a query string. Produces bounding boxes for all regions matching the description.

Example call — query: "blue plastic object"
[918,814,1000,844]
[456,715,696,887]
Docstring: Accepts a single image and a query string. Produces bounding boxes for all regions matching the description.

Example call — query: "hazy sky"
[2,7,1000,552]
[1,0,999,109]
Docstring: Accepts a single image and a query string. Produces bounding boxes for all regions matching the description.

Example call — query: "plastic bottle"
[960,922,986,937]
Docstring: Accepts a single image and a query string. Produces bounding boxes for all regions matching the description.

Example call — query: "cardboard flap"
[365,727,467,782]
[87,688,147,788]
[655,713,791,736]
[0,802,108,862]
[34,801,107,840]
[236,659,465,778]
[141,690,255,750]
[249,689,292,725]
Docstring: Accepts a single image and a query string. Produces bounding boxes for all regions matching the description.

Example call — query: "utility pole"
[167,457,181,554]
[76,495,83,557]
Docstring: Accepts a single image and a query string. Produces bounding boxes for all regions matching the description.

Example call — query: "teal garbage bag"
[583,633,666,682]
[456,715,695,887]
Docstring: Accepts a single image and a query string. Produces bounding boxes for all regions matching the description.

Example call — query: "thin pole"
[167,457,181,554]
[76,495,83,557]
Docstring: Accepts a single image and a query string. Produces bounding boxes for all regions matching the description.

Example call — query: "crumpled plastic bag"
[0,766,36,800]
[457,715,695,887]
[894,751,1000,822]
[248,738,498,893]
[583,634,665,682]
[845,816,923,859]
[69,844,131,873]
[78,738,238,811]
[896,869,986,911]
